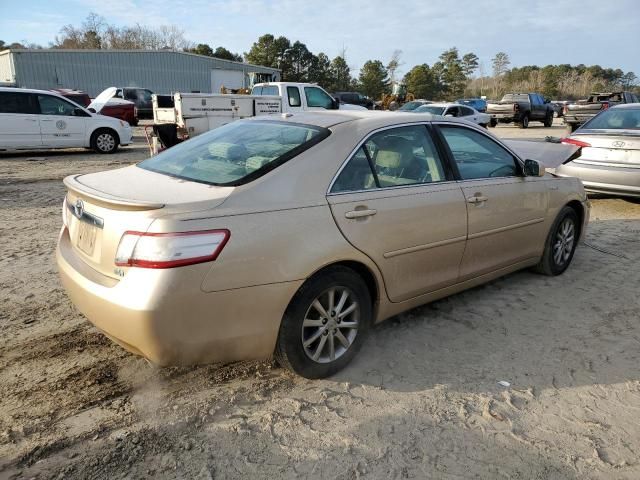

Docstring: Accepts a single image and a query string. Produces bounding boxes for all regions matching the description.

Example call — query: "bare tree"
[386,49,403,84]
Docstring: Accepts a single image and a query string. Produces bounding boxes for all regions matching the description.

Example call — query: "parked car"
[556,104,640,196]
[397,100,432,112]
[564,91,639,132]
[0,87,132,153]
[113,87,154,119]
[487,93,555,128]
[51,88,91,107]
[57,111,589,378]
[89,88,138,126]
[333,92,374,109]
[412,103,491,127]
[456,98,487,112]
[59,87,138,126]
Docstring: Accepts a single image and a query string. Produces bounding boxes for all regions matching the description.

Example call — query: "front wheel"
[543,113,553,128]
[489,118,497,128]
[91,129,119,154]
[534,206,579,276]
[275,266,372,379]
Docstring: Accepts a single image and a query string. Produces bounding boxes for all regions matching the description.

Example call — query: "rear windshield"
[582,108,640,130]
[414,106,445,115]
[501,94,529,102]
[252,86,279,96]
[138,120,329,186]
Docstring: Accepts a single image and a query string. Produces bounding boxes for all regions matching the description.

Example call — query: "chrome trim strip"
[573,159,640,169]
[383,235,467,259]
[467,217,544,240]
[67,201,104,228]
[328,179,459,197]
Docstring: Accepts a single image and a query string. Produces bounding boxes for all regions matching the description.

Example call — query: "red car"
[55,88,138,126]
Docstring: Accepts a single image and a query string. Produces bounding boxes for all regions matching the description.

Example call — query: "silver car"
[556,104,640,196]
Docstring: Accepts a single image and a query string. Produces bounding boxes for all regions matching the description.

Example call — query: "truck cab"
[251,82,340,112]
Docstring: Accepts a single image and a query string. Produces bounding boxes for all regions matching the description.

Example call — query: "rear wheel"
[489,118,497,128]
[534,206,579,276]
[568,123,579,133]
[91,128,119,154]
[275,266,372,379]
[519,114,530,129]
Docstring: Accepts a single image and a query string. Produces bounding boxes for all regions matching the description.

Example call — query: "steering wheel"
[488,165,515,177]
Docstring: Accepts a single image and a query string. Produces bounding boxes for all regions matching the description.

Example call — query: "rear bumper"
[490,113,520,122]
[555,161,640,197]
[56,227,302,365]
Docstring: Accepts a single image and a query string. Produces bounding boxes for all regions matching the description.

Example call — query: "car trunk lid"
[571,131,640,166]
[64,166,234,279]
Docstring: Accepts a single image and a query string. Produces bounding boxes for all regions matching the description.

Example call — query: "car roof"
[246,110,480,130]
[610,103,640,110]
[0,86,67,96]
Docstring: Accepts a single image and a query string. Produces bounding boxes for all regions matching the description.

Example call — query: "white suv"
[0,87,133,154]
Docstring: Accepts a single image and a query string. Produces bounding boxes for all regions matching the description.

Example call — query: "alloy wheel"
[553,218,575,266]
[301,286,360,364]
[96,133,115,152]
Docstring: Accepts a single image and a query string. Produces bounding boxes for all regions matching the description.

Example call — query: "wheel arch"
[566,199,585,239]
[91,126,120,145]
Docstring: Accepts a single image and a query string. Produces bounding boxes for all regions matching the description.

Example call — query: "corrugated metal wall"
[9,50,279,96]
[0,51,16,85]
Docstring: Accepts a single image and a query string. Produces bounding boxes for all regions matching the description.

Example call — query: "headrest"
[207,142,247,161]
[245,156,272,173]
[375,137,413,169]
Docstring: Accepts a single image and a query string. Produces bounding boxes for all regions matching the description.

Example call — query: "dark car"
[486,93,555,128]
[333,92,374,110]
[114,87,154,119]
[456,98,487,113]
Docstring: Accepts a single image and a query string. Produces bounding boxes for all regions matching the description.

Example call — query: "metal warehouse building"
[0,49,280,96]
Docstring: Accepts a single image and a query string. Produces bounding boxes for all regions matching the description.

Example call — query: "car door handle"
[25,118,38,122]
[467,195,488,204]
[345,209,377,219]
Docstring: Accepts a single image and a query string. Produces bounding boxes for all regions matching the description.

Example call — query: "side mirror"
[524,159,545,177]
[87,107,97,114]
[73,107,87,116]
[331,98,340,110]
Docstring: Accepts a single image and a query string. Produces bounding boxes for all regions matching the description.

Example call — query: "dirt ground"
[1,119,640,479]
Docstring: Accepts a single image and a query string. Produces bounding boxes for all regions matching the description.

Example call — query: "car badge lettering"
[612,141,625,148]
[56,120,67,130]
[74,199,84,219]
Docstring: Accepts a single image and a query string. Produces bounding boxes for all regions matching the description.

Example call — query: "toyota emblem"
[74,199,84,219]
[612,141,626,148]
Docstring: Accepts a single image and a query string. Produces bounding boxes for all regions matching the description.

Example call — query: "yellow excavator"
[380,82,415,110]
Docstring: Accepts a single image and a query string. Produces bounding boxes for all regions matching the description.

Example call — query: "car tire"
[90,128,119,154]
[519,114,530,129]
[534,206,579,276]
[568,123,579,133]
[553,111,559,118]
[489,118,497,128]
[543,113,553,128]
[274,266,372,379]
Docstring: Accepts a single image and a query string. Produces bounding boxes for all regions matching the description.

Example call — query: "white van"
[0,87,133,154]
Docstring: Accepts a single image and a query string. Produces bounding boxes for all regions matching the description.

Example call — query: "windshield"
[398,101,427,111]
[413,106,445,115]
[582,108,640,130]
[138,120,329,186]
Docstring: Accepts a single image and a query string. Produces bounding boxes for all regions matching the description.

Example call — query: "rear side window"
[139,120,330,186]
[439,126,518,180]
[252,86,279,96]
[287,86,301,107]
[331,125,447,192]
[0,92,36,114]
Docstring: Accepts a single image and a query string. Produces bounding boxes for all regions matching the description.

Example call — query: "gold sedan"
[56,111,589,378]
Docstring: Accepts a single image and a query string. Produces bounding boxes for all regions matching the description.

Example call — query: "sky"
[1,0,639,78]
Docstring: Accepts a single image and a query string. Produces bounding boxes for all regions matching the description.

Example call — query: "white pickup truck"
[151,82,364,150]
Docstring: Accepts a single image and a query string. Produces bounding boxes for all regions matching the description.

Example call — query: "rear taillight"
[561,137,591,148]
[514,104,520,112]
[115,229,230,269]
[601,102,609,110]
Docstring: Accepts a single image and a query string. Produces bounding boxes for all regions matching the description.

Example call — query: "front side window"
[287,86,301,107]
[139,120,329,186]
[331,125,447,192]
[37,95,77,116]
[0,92,36,114]
[304,87,333,109]
[439,126,518,180]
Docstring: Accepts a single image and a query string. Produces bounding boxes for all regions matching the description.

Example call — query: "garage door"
[211,70,245,93]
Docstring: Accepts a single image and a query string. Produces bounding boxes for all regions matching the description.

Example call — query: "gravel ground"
[1,119,640,479]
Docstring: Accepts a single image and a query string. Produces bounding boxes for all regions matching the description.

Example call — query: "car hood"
[503,140,582,168]
[64,165,234,212]
[88,87,118,113]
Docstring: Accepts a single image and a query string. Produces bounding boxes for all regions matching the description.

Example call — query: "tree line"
[1,13,638,101]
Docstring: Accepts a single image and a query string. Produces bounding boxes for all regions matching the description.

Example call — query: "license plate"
[77,221,97,256]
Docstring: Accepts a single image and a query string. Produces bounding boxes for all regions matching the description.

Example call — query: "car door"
[0,91,42,148]
[36,94,89,148]
[435,123,549,280]
[327,124,468,302]
[459,106,479,124]
[303,86,335,111]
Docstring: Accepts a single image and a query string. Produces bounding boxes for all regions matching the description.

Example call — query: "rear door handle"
[345,209,377,219]
[467,195,488,204]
